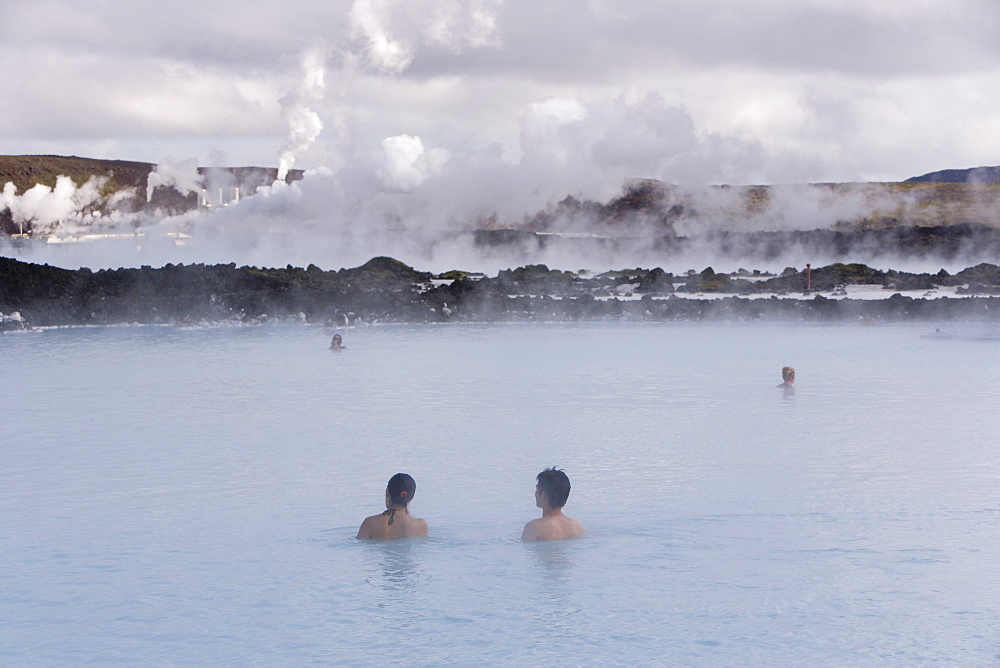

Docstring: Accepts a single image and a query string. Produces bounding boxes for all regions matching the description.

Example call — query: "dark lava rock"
[3,256,1000,327]
[635,267,675,295]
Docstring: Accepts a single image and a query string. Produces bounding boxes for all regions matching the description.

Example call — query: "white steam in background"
[349,0,502,73]
[276,44,328,182]
[349,0,414,74]
[1,175,135,236]
[3,0,1000,277]
[146,157,203,202]
[380,135,450,191]
[8,161,997,277]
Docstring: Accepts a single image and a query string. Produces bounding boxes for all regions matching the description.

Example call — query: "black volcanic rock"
[495,264,584,297]
[3,257,1000,328]
[635,267,675,295]
[952,263,1000,285]
[677,266,740,294]
[759,263,886,293]
[340,256,433,287]
[882,270,936,291]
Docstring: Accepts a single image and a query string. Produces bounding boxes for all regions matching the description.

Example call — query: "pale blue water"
[2,322,999,664]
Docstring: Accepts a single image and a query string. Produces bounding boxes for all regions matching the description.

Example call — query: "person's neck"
[541,506,564,518]
[388,504,409,514]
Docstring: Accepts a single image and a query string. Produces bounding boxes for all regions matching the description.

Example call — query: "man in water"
[777,366,795,388]
[330,334,346,351]
[522,467,585,541]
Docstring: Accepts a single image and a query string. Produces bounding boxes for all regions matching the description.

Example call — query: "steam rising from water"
[2,1,999,276]
[4,168,998,277]
[4,154,1000,276]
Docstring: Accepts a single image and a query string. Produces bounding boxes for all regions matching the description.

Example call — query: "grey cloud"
[405,1,1000,82]
[1,0,999,186]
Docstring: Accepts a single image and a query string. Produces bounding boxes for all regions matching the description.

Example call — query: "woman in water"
[777,366,795,388]
[356,473,428,539]
[330,334,346,351]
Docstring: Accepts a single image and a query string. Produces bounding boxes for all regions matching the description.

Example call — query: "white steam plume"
[276,44,328,182]
[349,0,502,73]
[8,1,999,278]
[1,175,136,235]
[380,134,450,191]
[146,157,203,202]
[349,0,414,74]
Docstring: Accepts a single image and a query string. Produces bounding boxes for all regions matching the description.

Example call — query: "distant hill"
[4,155,1000,238]
[906,166,1000,184]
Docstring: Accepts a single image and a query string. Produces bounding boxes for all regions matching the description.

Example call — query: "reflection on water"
[2,322,999,664]
[364,539,427,596]
[357,539,432,640]
[525,540,585,644]
[528,539,575,576]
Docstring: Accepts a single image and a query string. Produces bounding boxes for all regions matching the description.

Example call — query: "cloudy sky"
[2,0,999,191]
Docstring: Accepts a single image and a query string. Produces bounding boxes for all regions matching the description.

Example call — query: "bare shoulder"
[556,515,585,539]
[521,518,545,541]
[356,513,383,539]
[401,515,428,537]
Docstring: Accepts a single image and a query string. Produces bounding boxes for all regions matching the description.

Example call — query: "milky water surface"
[2,322,999,664]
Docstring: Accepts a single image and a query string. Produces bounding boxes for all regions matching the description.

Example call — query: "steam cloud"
[276,44,327,182]
[146,157,203,202]
[3,0,999,277]
[1,175,134,236]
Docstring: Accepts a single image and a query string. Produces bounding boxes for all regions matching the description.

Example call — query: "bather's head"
[535,467,571,508]
[781,366,795,385]
[385,472,416,508]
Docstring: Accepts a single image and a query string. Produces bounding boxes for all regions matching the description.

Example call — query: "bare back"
[521,513,585,542]
[356,510,428,540]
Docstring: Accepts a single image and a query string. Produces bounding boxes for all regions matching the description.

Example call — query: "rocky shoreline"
[3,255,1000,331]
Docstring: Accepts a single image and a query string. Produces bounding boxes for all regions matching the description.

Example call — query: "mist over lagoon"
[4,157,1000,333]
[5,157,1000,279]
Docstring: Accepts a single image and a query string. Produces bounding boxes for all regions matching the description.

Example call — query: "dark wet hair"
[383,473,416,524]
[536,467,571,508]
